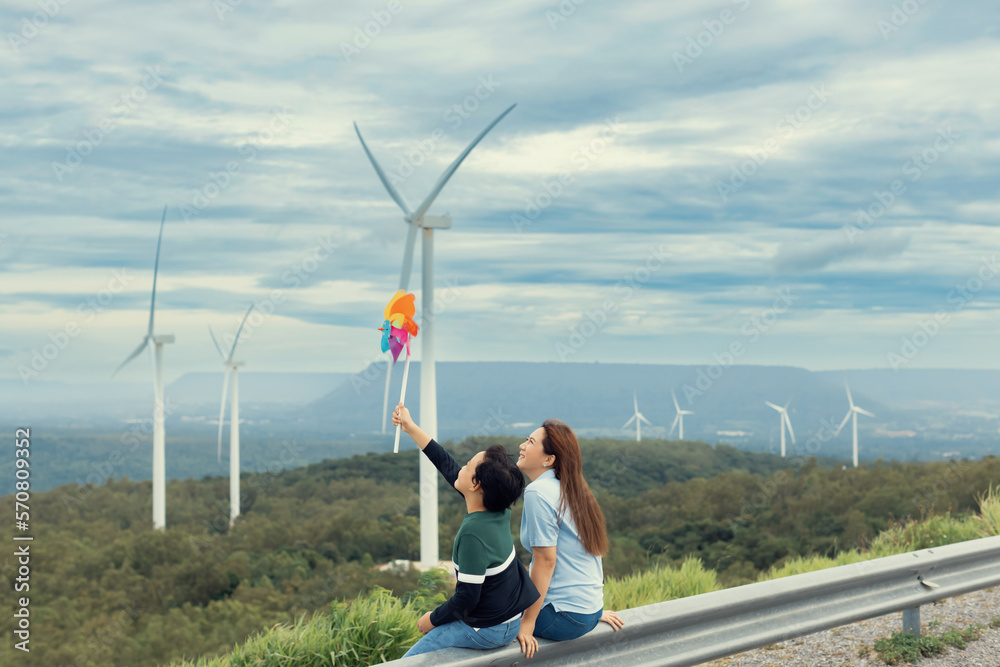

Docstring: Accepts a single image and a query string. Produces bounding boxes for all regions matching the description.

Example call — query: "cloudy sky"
[2,0,998,386]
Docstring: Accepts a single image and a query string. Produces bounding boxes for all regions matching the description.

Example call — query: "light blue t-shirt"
[519,469,604,614]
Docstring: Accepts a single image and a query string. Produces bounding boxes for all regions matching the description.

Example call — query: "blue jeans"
[403,618,521,657]
[534,604,602,641]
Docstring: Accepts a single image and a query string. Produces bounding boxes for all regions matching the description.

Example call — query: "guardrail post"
[902,606,921,636]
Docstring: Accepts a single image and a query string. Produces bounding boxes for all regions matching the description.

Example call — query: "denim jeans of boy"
[402,617,521,657]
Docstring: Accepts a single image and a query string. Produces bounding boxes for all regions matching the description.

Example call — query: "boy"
[393,403,539,657]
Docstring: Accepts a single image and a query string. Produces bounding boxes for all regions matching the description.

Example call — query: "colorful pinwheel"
[379,290,419,364]
[379,290,419,452]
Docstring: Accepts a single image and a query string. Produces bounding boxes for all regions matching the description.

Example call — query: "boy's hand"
[517,619,538,658]
[417,611,435,635]
[393,402,415,434]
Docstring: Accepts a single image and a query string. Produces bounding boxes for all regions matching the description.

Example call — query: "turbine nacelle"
[410,214,452,229]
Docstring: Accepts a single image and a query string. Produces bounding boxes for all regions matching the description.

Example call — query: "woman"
[393,403,540,657]
[515,419,624,658]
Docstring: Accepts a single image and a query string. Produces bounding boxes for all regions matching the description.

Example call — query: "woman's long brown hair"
[540,419,609,557]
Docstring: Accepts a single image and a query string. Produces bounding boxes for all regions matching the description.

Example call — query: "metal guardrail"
[387,535,1000,666]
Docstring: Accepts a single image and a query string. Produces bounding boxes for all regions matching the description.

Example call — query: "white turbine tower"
[622,391,651,442]
[355,103,516,568]
[765,401,796,457]
[670,390,694,440]
[112,205,173,531]
[209,303,255,527]
[836,383,874,468]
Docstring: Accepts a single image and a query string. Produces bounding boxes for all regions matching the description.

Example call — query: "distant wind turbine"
[765,400,796,457]
[622,391,651,442]
[112,205,173,531]
[836,383,874,468]
[209,303,255,527]
[670,390,694,440]
[355,103,517,568]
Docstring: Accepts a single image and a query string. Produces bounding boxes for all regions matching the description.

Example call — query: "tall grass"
[168,569,453,667]
[604,556,720,609]
[172,588,420,666]
[975,485,1000,537]
[759,486,1000,582]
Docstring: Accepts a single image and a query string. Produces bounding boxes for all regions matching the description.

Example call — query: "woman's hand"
[517,619,538,658]
[417,611,435,635]
[392,402,415,434]
[600,609,625,631]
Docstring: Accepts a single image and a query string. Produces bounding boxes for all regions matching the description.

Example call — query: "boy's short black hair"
[474,445,526,512]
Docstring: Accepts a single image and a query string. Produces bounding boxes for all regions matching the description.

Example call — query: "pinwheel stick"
[394,351,411,453]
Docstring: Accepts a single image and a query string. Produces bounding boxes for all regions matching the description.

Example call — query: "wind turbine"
[765,401,795,457]
[209,303,255,527]
[112,205,173,531]
[670,390,694,440]
[836,383,874,468]
[355,103,516,567]
[621,391,651,442]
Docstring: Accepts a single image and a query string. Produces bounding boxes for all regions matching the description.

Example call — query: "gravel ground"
[704,587,1000,667]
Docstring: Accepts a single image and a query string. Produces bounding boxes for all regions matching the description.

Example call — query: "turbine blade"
[410,103,516,222]
[784,413,796,444]
[147,205,167,337]
[845,382,855,408]
[208,326,226,361]
[228,303,256,361]
[681,410,694,416]
[836,410,852,435]
[672,390,681,412]
[856,407,875,418]
[633,391,638,414]
[398,223,419,291]
[765,401,782,412]
[217,369,230,463]
[669,415,679,437]
[622,415,636,429]
[353,122,412,215]
[112,337,149,377]
[639,414,652,426]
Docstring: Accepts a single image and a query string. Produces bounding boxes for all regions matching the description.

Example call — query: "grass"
[758,483,1000,583]
[870,632,946,664]
[171,588,421,666]
[866,624,987,665]
[975,485,1000,537]
[170,570,449,667]
[603,555,720,609]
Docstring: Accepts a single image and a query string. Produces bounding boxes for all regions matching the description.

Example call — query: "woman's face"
[517,427,552,478]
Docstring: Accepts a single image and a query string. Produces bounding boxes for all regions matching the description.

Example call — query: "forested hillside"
[2,437,997,667]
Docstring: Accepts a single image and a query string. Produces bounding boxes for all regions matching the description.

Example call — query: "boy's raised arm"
[395,403,432,449]
[394,403,462,493]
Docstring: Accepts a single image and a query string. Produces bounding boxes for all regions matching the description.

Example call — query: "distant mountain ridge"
[5,365,997,461]
[300,362,1000,450]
